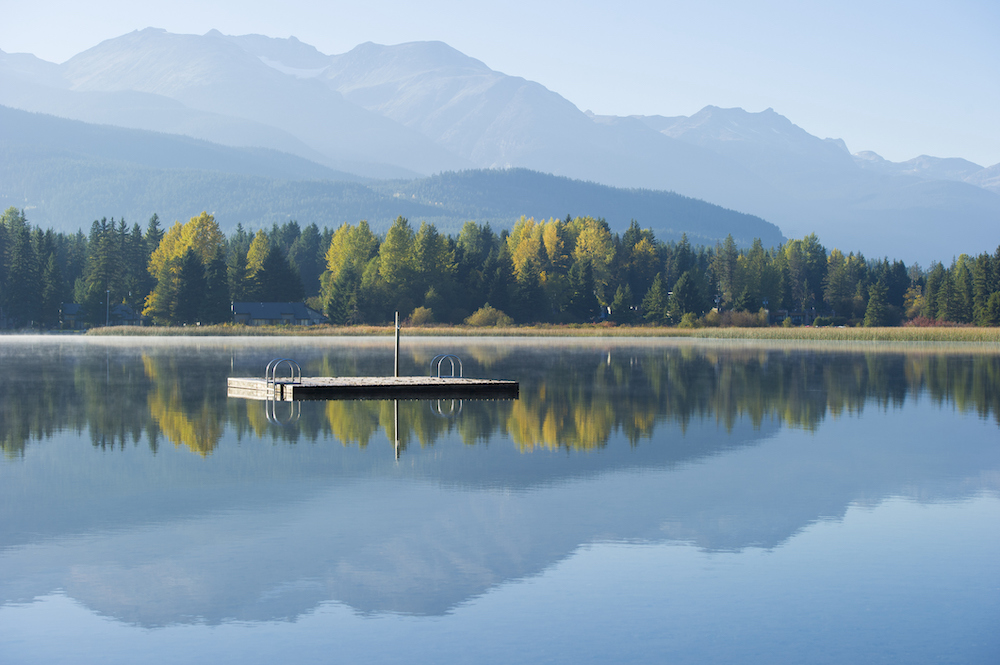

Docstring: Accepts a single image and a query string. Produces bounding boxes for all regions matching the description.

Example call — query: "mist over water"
[1,337,998,663]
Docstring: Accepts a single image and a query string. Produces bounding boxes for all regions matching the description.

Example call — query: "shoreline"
[59,323,1000,344]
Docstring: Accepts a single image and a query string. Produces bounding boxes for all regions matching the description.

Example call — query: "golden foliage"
[147,212,224,277]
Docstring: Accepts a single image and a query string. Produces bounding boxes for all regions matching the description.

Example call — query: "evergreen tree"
[863,278,890,327]
[641,273,670,324]
[173,248,207,324]
[145,257,180,325]
[670,269,706,318]
[952,256,974,323]
[2,207,41,326]
[288,223,323,298]
[513,260,548,323]
[227,224,252,301]
[610,284,635,323]
[712,234,740,308]
[201,246,231,324]
[936,265,957,322]
[482,242,514,315]
[146,214,163,255]
[325,264,360,325]
[256,245,305,302]
[123,222,153,315]
[566,258,598,322]
[984,292,1000,326]
[39,253,64,328]
[972,254,993,325]
[733,286,756,313]
[924,262,945,319]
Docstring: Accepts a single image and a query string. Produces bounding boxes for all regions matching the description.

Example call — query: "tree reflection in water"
[1,339,998,458]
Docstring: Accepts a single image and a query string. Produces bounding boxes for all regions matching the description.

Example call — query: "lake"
[1,336,998,664]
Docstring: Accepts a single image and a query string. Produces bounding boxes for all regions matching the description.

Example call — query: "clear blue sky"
[4,0,998,166]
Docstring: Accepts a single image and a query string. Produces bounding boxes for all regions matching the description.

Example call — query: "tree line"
[1,205,999,328]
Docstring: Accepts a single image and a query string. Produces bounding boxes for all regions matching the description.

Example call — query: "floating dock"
[227,376,520,401]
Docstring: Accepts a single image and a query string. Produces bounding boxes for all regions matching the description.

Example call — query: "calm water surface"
[1,336,998,664]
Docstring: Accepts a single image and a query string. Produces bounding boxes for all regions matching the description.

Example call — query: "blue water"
[1,337,997,664]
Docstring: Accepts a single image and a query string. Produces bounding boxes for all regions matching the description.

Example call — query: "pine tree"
[257,246,305,302]
[482,242,514,316]
[513,260,547,323]
[642,273,669,324]
[174,248,207,324]
[2,207,41,326]
[972,253,993,326]
[952,256,974,323]
[610,284,635,323]
[145,257,180,325]
[566,258,598,322]
[864,278,890,327]
[40,253,64,328]
[924,262,945,319]
[201,246,231,324]
[712,234,740,308]
[670,269,705,318]
[146,214,163,255]
[288,223,323,297]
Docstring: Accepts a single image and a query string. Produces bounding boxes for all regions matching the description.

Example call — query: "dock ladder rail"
[429,354,463,378]
[265,358,302,396]
[265,399,301,425]
[430,399,464,418]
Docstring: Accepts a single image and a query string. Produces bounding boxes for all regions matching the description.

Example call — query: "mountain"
[854,151,999,192]
[0,104,359,181]
[383,169,783,247]
[2,30,998,263]
[632,107,1000,261]
[0,106,781,246]
[318,41,776,214]
[965,163,1000,193]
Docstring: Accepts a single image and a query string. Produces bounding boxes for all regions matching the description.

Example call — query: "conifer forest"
[1,206,999,329]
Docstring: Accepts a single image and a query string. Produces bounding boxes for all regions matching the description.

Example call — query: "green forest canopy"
[1,206,999,329]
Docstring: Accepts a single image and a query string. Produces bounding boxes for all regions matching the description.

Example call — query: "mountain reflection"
[1,338,998,627]
[1,340,999,458]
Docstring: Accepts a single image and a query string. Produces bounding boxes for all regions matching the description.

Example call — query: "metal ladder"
[265,358,301,398]
[264,358,302,424]
[429,354,463,378]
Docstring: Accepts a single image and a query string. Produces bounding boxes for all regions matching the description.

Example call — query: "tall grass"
[84,323,1000,343]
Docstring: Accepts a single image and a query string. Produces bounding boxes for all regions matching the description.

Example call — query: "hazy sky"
[3,0,998,166]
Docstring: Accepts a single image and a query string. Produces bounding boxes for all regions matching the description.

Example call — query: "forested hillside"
[2,206,999,330]
[0,107,783,245]
[380,169,783,247]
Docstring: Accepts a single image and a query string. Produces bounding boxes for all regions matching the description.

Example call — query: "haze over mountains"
[0,106,782,247]
[2,28,997,262]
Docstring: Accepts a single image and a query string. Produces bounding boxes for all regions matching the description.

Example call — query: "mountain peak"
[331,40,491,77]
[223,32,331,70]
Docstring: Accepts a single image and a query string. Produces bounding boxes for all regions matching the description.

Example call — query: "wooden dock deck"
[227,376,520,401]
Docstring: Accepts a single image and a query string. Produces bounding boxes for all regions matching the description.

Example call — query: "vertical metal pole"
[393,399,400,460]
[394,311,400,378]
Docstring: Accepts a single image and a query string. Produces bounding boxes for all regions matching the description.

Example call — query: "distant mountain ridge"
[0,106,781,247]
[2,29,998,263]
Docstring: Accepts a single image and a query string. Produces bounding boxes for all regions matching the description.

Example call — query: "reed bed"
[83,323,1000,344]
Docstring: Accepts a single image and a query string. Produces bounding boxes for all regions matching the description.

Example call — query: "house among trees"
[60,304,86,330]
[232,302,326,326]
[110,303,143,326]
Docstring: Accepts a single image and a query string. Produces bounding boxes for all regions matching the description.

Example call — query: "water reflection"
[1,338,998,458]
[0,337,998,640]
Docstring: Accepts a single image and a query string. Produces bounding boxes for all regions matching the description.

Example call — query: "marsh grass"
[84,323,1000,344]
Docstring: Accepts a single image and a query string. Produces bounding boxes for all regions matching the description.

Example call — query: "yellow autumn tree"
[507,216,544,280]
[147,212,224,278]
